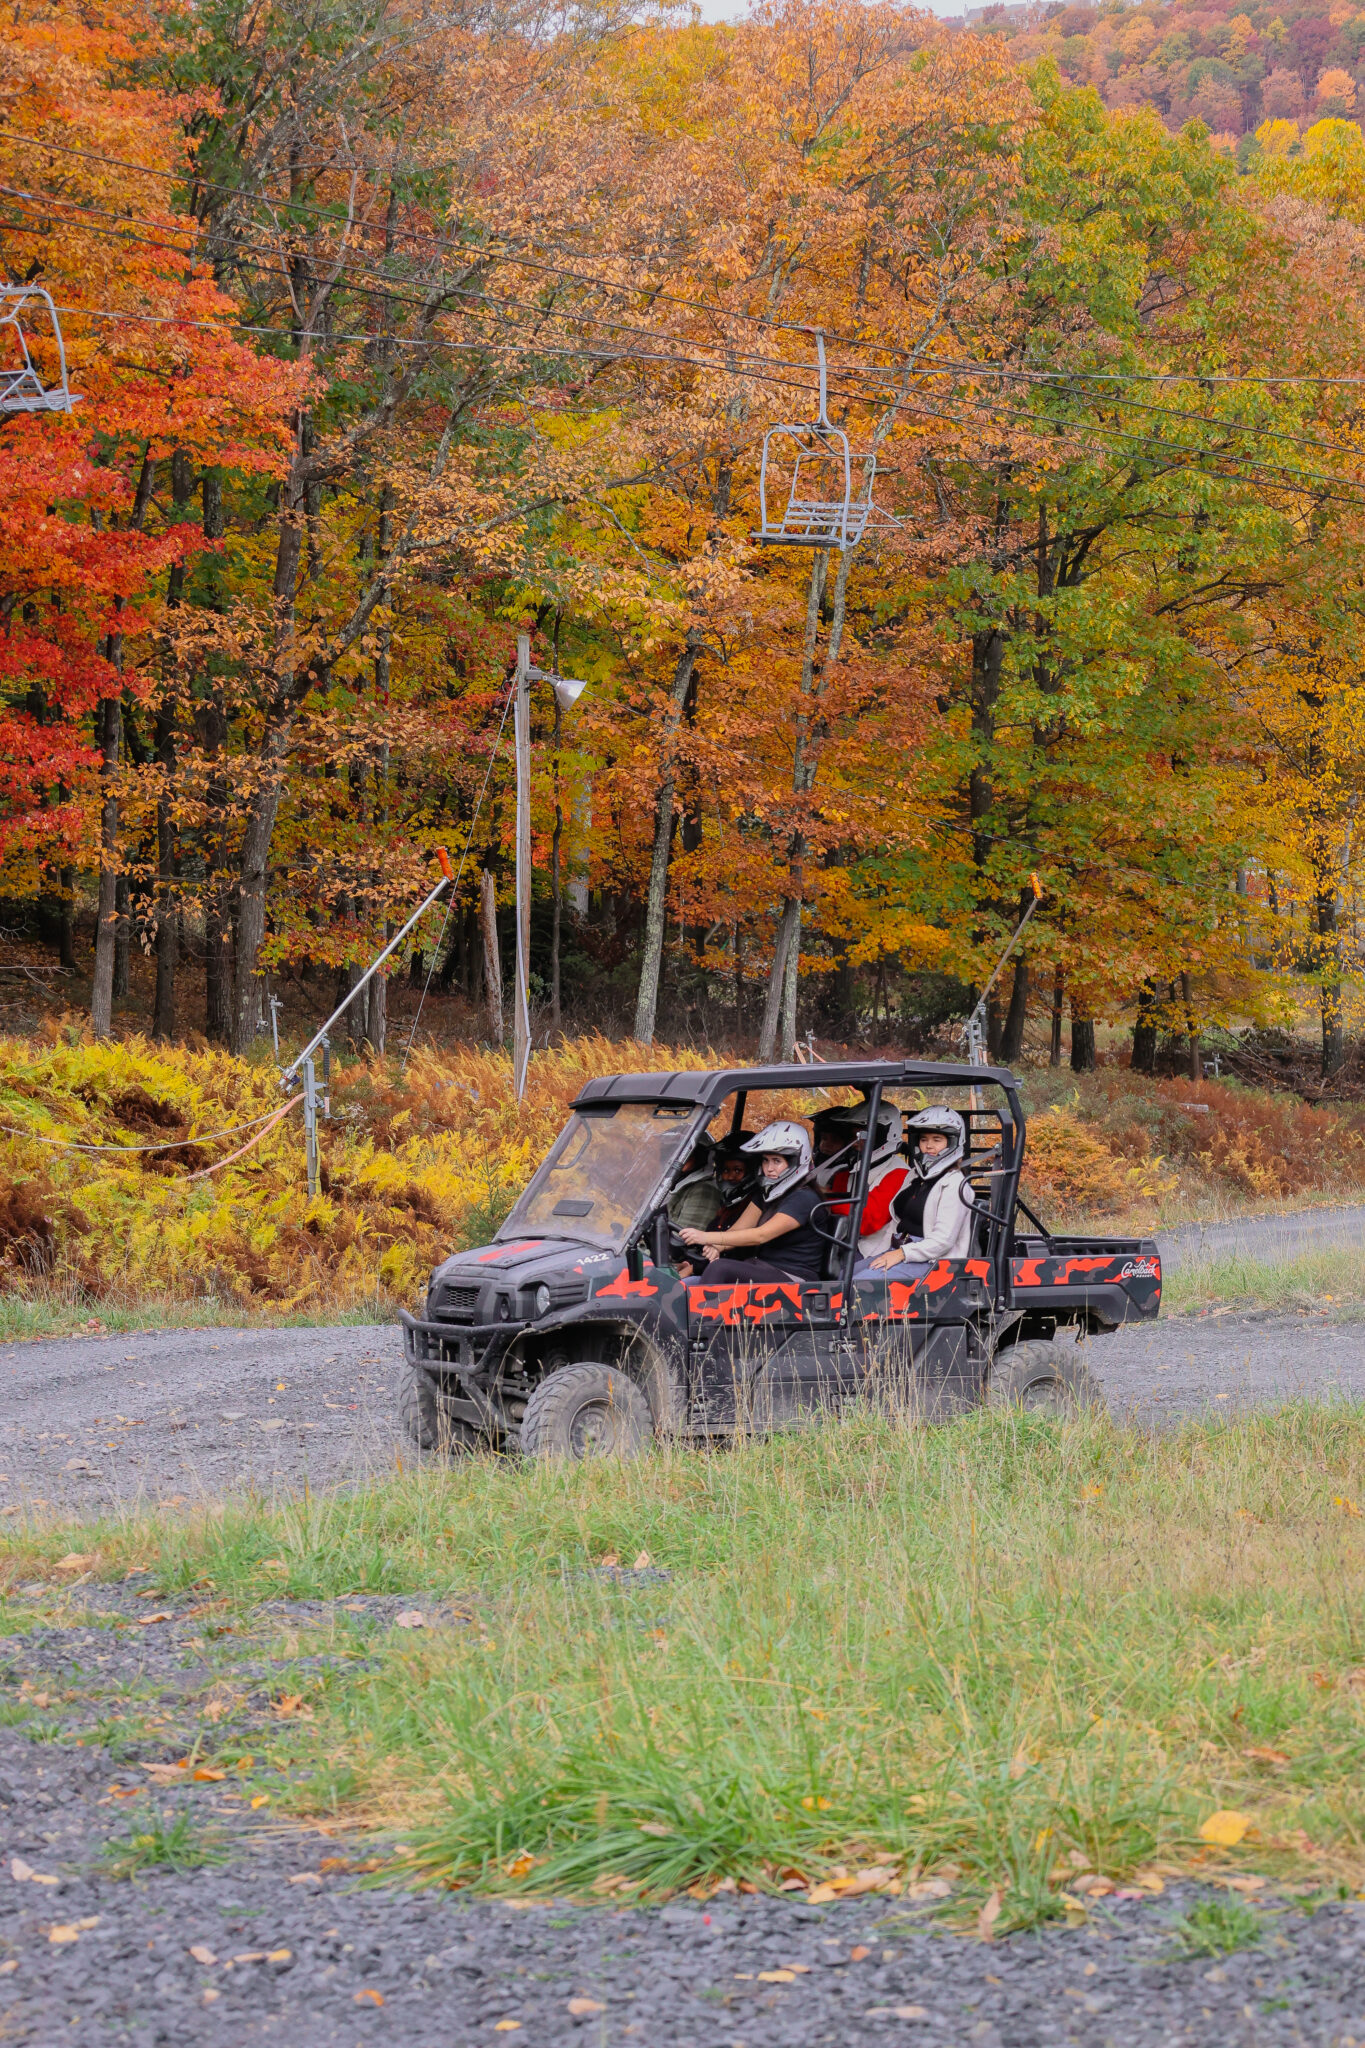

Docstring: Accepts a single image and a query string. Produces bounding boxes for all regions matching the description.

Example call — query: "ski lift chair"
[0,285,79,414]
[751,331,896,552]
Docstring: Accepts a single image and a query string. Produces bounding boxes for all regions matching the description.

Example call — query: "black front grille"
[435,1282,481,1323]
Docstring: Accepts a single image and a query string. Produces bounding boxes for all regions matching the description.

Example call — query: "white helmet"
[905,1105,966,1180]
[812,1100,902,1187]
[741,1120,812,1204]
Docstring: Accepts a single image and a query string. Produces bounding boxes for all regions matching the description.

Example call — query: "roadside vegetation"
[5,1407,1365,1918]
[4,1028,1365,1335]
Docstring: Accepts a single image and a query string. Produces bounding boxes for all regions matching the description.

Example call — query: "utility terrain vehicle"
[399,1058,1161,1457]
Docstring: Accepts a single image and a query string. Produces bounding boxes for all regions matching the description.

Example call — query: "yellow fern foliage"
[1020,1105,1175,1220]
[0,1031,714,1311]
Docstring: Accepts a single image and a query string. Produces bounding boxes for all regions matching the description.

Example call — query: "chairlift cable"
[15,130,1365,387]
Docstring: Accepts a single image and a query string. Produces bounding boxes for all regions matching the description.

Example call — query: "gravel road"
[2,1587,1364,2048]
[1160,1203,1365,1272]
[5,1295,1365,1518]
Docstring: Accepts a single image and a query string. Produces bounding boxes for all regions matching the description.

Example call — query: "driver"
[857,1106,971,1278]
[678,1121,826,1285]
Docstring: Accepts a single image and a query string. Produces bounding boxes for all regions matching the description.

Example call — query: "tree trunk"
[113,874,130,999]
[230,717,293,1054]
[1001,953,1029,1064]
[480,869,503,1043]
[778,899,802,1060]
[152,703,177,1040]
[57,867,75,973]
[1049,965,1064,1068]
[633,633,700,1046]
[89,693,121,1040]
[1070,1008,1096,1073]
[1180,969,1203,1082]
[369,946,387,1055]
[757,896,799,1061]
[1131,978,1159,1075]
[1318,883,1344,1078]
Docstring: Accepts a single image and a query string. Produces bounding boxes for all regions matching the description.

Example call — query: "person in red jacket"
[811,1100,908,1258]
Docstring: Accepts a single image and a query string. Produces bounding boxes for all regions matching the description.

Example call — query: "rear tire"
[399,1367,483,1455]
[520,1361,654,1461]
[985,1339,1099,1416]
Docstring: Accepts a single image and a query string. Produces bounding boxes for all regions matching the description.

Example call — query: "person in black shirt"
[677,1121,828,1284]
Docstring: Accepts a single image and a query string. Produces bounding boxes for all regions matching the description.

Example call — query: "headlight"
[534,1283,551,1318]
[495,1294,512,1322]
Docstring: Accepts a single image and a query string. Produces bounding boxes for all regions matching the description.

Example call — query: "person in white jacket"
[854,1106,973,1279]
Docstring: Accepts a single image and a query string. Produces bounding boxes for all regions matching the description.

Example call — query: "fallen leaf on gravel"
[142,1764,187,1784]
[64,1458,96,1473]
[758,1970,797,1983]
[11,1858,57,1886]
[1199,1810,1250,1847]
[1219,1875,1269,1893]
[892,2007,928,2022]
[250,1795,270,1809]
[192,1768,226,1783]
[288,1873,322,1886]
[0,1960,15,1975]
[1243,1746,1290,1766]
[849,1947,871,1962]
[1131,1871,1166,1893]
[233,1952,266,1964]
[273,1695,311,1718]
[978,1889,1003,1939]
[355,1989,384,2007]
[395,1611,425,1629]
[53,1553,95,1572]
[267,1950,292,1964]
[48,1926,80,1944]
[259,1420,285,1433]
[317,1856,350,1873]
[492,2024,520,2033]
[904,1878,953,1901]
[136,1612,173,1627]
[189,1946,217,1965]
[567,1999,605,2015]
[1070,1875,1114,1897]
[632,1551,651,1569]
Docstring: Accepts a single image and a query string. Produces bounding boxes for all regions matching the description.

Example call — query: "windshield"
[497,1102,701,1251]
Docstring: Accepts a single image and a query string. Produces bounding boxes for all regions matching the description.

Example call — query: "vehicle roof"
[571,1059,1020,1111]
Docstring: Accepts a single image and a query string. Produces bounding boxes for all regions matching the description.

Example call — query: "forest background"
[7,0,1365,1082]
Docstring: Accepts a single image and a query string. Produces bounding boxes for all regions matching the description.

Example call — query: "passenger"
[712,1138,757,1231]
[678,1122,827,1285]
[855,1107,971,1281]
[811,1101,908,1257]
[667,1134,724,1235]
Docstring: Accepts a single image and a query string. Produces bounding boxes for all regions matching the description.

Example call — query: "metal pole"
[965,877,1043,1068]
[268,994,281,1057]
[513,633,532,1101]
[302,1056,319,1198]
[281,848,452,1088]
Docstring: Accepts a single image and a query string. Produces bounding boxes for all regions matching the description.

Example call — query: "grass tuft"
[102,1810,227,1879]
[1168,1894,1265,1957]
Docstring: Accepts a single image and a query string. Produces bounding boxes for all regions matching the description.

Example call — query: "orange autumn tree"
[0,0,297,1036]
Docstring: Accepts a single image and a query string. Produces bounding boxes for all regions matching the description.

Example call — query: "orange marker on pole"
[436,846,454,881]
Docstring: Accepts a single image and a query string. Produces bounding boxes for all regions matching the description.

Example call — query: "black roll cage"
[565,1058,1029,1315]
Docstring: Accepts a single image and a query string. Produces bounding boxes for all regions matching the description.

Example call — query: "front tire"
[985,1339,1099,1416]
[520,1361,654,1461]
[399,1366,483,1454]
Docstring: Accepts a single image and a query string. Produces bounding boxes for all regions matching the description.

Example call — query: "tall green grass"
[1163,1245,1365,1316]
[9,1407,1365,1904]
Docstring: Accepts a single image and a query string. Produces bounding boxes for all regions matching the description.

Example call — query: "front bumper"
[400,1308,517,1370]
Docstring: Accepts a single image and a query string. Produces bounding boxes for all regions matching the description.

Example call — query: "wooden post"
[480,869,503,1043]
[513,632,532,1099]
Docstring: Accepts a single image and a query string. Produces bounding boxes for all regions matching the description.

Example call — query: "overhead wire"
[12,126,1365,386]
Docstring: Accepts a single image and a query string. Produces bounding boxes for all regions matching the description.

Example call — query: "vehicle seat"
[813,1201,850,1281]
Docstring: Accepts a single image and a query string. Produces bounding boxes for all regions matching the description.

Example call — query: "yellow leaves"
[977,1889,1004,1940]
[272,1694,312,1720]
[1332,1496,1363,1518]
[52,1552,96,1574]
[1198,1810,1251,1848]
[800,1796,832,1811]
